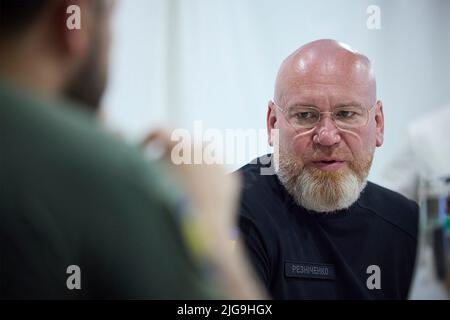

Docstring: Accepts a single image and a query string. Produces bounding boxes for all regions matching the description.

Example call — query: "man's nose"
[312,117,341,146]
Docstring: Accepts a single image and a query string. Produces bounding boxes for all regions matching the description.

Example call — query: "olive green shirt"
[0,82,213,299]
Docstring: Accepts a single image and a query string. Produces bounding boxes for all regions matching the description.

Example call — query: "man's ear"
[267,101,277,146]
[375,100,384,147]
[54,0,93,60]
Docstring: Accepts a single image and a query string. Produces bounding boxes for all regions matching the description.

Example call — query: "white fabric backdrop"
[102,0,450,184]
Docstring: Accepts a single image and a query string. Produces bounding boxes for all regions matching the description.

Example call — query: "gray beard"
[275,152,371,213]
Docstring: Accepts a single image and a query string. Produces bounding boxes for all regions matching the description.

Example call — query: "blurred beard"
[275,150,373,213]
[64,32,106,114]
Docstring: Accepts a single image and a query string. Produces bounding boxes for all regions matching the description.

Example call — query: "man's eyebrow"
[286,103,318,109]
[333,101,365,108]
[285,101,366,109]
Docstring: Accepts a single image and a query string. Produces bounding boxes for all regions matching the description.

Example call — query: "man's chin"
[304,165,349,184]
[300,167,363,212]
[277,162,369,213]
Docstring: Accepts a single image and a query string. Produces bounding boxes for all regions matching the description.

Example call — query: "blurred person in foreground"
[0,0,263,299]
[236,39,419,299]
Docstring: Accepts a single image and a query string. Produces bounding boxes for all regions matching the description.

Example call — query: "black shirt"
[237,156,418,300]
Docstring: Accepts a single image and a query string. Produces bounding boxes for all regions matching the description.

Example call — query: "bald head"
[274,39,376,107]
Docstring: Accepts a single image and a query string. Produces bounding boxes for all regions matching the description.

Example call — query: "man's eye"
[296,112,317,119]
[335,110,355,118]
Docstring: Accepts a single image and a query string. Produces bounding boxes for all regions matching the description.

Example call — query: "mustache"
[303,152,352,163]
[299,146,353,162]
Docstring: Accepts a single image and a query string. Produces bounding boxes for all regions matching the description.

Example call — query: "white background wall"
[102,0,450,184]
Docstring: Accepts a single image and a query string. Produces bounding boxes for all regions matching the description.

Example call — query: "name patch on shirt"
[285,261,335,280]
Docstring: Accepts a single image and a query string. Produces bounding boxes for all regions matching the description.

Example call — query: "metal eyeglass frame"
[271,100,377,132]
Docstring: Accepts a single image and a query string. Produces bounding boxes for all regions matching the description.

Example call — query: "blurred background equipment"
[409,175,450,299]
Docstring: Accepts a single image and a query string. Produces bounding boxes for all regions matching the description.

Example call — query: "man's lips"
[311,159,346,171]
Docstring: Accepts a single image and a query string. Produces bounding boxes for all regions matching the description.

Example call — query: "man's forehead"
[282,68,373,86]
[281,92,369,109]
[281,55,372,83]
[279,78,373,104]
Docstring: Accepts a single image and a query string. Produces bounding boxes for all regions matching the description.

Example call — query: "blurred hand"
[142,129,267,299]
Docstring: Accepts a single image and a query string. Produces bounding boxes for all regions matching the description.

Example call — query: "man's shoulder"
[0,84,174,210]
[235,156,284,222]
[237,155,277,190]
[2,85,145,171]
[359,181,418,240]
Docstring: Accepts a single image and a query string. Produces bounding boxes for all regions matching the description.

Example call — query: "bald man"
[237,39,418,299]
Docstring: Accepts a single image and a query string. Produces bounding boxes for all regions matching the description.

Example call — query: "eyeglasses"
[272,101,376,131]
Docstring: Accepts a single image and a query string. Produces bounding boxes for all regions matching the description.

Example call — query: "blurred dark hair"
[0,0,48,35]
